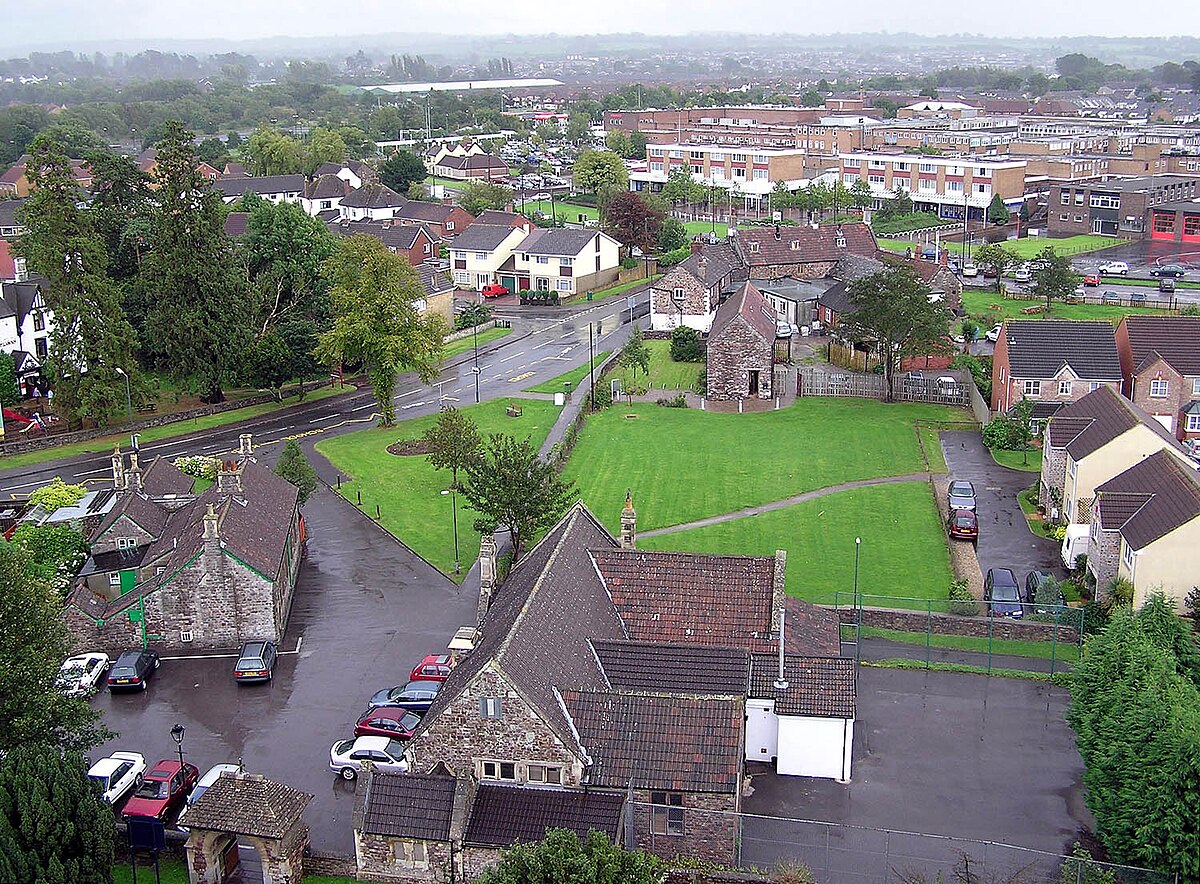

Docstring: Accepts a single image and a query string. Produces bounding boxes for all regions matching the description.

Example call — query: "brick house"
[414,263,455,327]
[1115,316,1200,440]
[355,499,850,880]
[649,242,739,332]
[706,281,778,401]
[391,201,475,239]
[326,218,440,267]
[431,152,508,182]
[991,320,1123,418]
[65,437,304,652]
[1048,176,1200,239]
[730,223,878,281]
[1,154,93,197]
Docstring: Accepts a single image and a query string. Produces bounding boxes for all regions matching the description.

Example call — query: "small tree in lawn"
[987,193,1011,225]
[657,216,687,252]
[973,242,1020,294]
[620,324,651,380]
[669,326,704,362]
[461,433,577,559]
[456,180,514,216]
[420,406,482,492]
[849,178,874,210]
[274,439,318,505]
[603,191,663,254]
[1030,246,1080,313]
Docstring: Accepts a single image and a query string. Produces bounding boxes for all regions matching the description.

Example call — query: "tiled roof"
[416,263,453,298]
[0,198,25,229]
[450,223,521,252]
[591,640,750,695]
[675,251,734,287]
[394,201,456,223]
[0,240,15,280]
[1093,449,1200,550]
[561,690,744,791]
[521,229,599,258]
[734,222,878,266]
[1001,321,1122,381]
[142,456,195,497]
[339,183,406,209]
[358,772,456,840]
[709,281,777,343]
[1045,385,1180,460]
[213,174,304,198]
[473,209,526,228]
[180,772,311,840]
[328,219,437,251]
[748,654,856,718]
[93,491,169,541]
[223,212,249,237]
[1121,316,1200,377]
[464,784,624,847]
[305,174,349,200]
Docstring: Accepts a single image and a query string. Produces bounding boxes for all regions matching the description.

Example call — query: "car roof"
[146,760,181,778]
[89,756,128,775]
[988,568,1018,583]
[196,763,241,788]
[363,705,418,721]
[114,650,146,662]
[952,508,976,518]
[404,680,441,690]
[352,735,394,750]
[65,653,104,664]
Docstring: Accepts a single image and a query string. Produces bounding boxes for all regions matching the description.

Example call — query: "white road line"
[161,651,239,661]
[490,374,505,380]
[498,351,526,363]
[75,467,113,477]
[307,414,337,424]
[2,478,48,490]
[350,401,376,412]
[401,401,426,409]
[395,389,422,398]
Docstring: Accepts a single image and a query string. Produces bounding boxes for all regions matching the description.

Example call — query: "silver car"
[948,480,977,512]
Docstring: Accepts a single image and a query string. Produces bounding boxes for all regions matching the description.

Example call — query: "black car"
[1158,278,1176,294]
[106,649,161,692]
[1149,264,1186,279]
[233,641,278,684]
[984,568,1024,618]
[368,680,440,713]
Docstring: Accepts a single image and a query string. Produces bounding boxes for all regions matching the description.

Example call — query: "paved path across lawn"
[639,472,933,538]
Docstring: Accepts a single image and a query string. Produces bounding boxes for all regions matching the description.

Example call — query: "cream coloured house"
[449,224,529,291]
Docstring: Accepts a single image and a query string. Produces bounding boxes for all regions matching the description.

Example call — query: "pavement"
[740,666,1090,877]
[939,431,1062,583]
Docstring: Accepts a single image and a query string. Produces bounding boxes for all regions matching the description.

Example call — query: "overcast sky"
[4,0,1196,50]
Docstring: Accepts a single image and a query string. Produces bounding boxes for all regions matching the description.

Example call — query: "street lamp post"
[170,723,186,771]
[115,366,133,438]
[853,536,862,607]
[440,488,460,574]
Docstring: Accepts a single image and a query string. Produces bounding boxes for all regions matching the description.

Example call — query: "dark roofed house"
[705,281,778,401]
[391,200,475,239]
[732,222,878,281]
[338,184,408,221]
[649,241,739,333]
[1115,315,1200,441]
[302,174,350,215]
[354,772,458,878]
[326,218,440,268]
[432,151,508,182]
[992,320,1123,417]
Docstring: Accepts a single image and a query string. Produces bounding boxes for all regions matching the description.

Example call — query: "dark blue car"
[984,568,1024,618]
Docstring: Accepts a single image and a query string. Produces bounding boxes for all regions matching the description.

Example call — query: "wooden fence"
[799,366,972,408]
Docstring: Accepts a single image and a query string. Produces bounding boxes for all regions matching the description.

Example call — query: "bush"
[951,353,991,401]
[658,245,691,267]
[590,386,613,409]
[948,578,979,616]
[1079,600,1109,634]
[981,415,1030,451]
[1061,579,1083,603]
[696,367,707,394]
[669,326,705,362]
[870,211,944,235]
[28,478,88,514]
[173,455,219,480]
[655,394,688,408]
[619,255,639,270]
[1105,577,1135,610]
[455,302,491,330]
[1186,586,1200,631]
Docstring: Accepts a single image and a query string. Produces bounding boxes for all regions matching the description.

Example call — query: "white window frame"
[527,763,563,785]
[180,630,194,643]
[1023,380,1042,397]
[116,537,136,550]
[1122,541,1135,568]
[1149,379,1169,398]
[1058,380,1071,396]
[556,279,573,292]
[1187,413,1200,432]
[480,760,517,781]
[1192,377,1200,396]
[109,572,122,586]
[392,840,429,868]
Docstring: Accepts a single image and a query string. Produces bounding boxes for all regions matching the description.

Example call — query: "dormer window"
[789,240,800,250]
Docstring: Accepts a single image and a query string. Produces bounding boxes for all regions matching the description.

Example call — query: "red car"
[481,284,509,299]
[355,706,423,739]
[409,654,455,683]
[121,759,199,822]
[948,508,978,541]
[1082,274,1100,287]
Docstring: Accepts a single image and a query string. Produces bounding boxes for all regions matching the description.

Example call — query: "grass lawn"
[639,483,951,606]
[1017,487,1060,540]
[961,289,1168,322]
[917,424,948,473]
[442,326,511,360]
[114,862,354,884]
[521,200,598,222]
[617,340,703,393]
[315,398,560,579]
[844,624,1080,662]
[683,220,729,238]
[0,383,352,471]
[565,275,660,306]
[991,446,1042,472]
[525,352,610,394]
[423,175,468,190]
[881,235,1126,261]
[564,397,969,532]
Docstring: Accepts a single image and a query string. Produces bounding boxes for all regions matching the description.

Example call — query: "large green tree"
[573,149,629,197]
[662,166,704,206]
[84,150,154,283]
[603,192,663,252]
[456,180,514,216]
[1029,246,1081,313]
[15,132,144,427]
[143,121,251,402]
[304,126,346,174]
[843,266,953,400]
[0,744,116,884]
[379,150,426,193]
[245,125,303,175]
[972,243,1020,294]
[274,439,318,505]
[315,235,445,426]
[474,828,662,884]
[461,433,577,558]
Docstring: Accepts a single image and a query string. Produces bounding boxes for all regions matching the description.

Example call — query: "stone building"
[65,436,305,652]
[705,281,778,401]
[730,222,878,281]
[649,240,742,333]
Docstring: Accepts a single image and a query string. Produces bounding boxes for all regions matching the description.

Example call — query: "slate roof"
[735,222,878,266]
[830,253,888,282]
[436,153,507,170]
[416,264,453,298]
[473,209,527,228]
[358,773,456,840]
[591,640,750,695]
[748,654,856,718]
[180,772,312,840]
[93,491,170,541]
[1093,449,1200,550]
[305,174,349,200]
[223,212,249,237]
[1045,385,1180,460]
[708,281,777,345]
[339,183,406,209]
[78,543,150,577]
[520,228,599,257]
[327,219,437,251]
[817,281,856,316]
[0,279,45,324]
[675,251,734,288]
[1001,321,1122,381]
[0,198,25,230]
[464,784,624,847]
[1121,316,1200,376]
[451,223,521,252]
[393,201,456,223]
[213,174,304,198]
[142,456,196,497]
[561,690,744,791]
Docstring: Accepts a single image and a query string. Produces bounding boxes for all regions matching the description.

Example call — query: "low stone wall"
[306,849,359,878]
[666,871,772,884]
[443,320,497,345]
[836,605,1080,644]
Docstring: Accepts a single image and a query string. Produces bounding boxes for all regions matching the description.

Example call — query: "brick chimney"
[477,533,498,625]
[620,490,637,549]
[697,255,708,281]
[216,460,243,495]
[690,237,703,255]
[111,444,126,491]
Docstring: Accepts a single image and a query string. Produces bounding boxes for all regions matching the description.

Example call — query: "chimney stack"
[620,490,637,550]
[477,533,498,624]
[774,224,782,241]
[111,444,126,491]
[127,451,143,494]
[697,255,709,280]
[690,237,703,255]
[238,434,253,456]
[202,503,219,541]
[216,460,243,495]
[770,549,787,641]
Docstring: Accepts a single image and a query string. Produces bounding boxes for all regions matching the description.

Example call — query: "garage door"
[777,716,854,781]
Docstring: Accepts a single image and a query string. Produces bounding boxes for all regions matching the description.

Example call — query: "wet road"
[90,486,478,854]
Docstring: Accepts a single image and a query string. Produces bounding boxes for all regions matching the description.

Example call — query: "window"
[454,271,470,284]
[690,151,704,160]
[33,312,45,331]
[473,251,487,261]
[691,165,702,174]
[918,163,937,173]
[976,167,991,177]
[747,242,759,253]
[946,180,963,193]
[1150,379,1170,398]
[975,184,990,196]
[480,760,517,780]
[527,764,563,785]
[868,175,885,186]
[918,179,935,192]
[393,840,428,867]
[446,221,455,231]
[843,174,859,185]
[559,257,573,266]
[1187,413,1200,432]
[109,572,121,586]
[479,697,503,719]
[669,150,684,158]
[1058,380,1071,396]
[1122,541,1134,568]
[1090,194,1120,209]
[894,161,910,172]
[556,279,572,292]
[1023,380,1042,397]
[753,154,768,164]
[180,630,193,643]
[1075,215,1084,223]
[731,154,747,163]
[868,159,886,169]
[947,165,962,176]
[1075,193,1085,205]
[1090,382,1102,391]
[536,256,549,264]
[1192,378,1200,396]
[672,287,685,302]
[1060,213,1070,222]
[733,168,745,178]
[843,158,861,169]
[650,792,684,835]
[710,151,725,161]
[1061,192,1071,205]
[753,169,768,180]
[116,537,136,550]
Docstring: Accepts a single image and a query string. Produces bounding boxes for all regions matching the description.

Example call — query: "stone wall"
[1088,498,1121,590]
[92,513,157,555]
[1040,442,1066,513]
[835,605,1080,644]
[629,790,739,867]
[706,316,773,401]
[746,260,835,281]
[355,831,452,883]
[651,266,711,331]
[461,845,503,881]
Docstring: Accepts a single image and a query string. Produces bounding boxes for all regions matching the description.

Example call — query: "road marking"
[490,374,505,380]
[395,389,422,398]
[307,414,338,424]
[498,351,525,363]
[442,396,460,402]
[2,478,47,490]
[350,401,376,412]
[509,371,534,383]
[401,401,425,409]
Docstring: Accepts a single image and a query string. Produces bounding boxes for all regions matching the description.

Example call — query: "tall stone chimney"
[620,490,637,550]
[477,533,498,624]
[202,503,220,542]
[690,237,703,255]
[238,434,253,456]
[127,451,143,494]
[771,549,787,638]
[216,460,243,495]
[111,444,126,491]
[697,255,709,281]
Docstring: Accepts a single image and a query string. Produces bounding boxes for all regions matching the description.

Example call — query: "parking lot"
[89,487,478,854]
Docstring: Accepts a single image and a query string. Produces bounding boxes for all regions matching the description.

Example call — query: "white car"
[1098,261,1129,276]
[178,763,241,830]
[961,263,978,278]
[1012,266,1031,283]
[87,752,146,805]
[57,653,110,697]
[329,736,408,780]
[985,323,1003,343]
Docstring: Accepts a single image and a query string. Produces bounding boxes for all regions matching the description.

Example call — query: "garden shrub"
[982,414,1030,450]
[174,455,219,480]
[1105,577,1134,610]
[695,367,707,394]
[655,394,688,408]
[1061,579,1083,603]
[948,578,979,616]
[669,326,705,362]
[1079,600,1109,635]
[951,353,991,401]
[619,255,639,270]
[657,245,691,267]
[590,386,613,410]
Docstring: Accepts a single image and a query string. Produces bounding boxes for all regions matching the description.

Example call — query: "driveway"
[741,666,1090,879]
[940,430,1061,582]
[88,486,479,855]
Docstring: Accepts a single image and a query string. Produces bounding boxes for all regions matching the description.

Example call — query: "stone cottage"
[65,436,305,652]
[649,240,742,333]
[705,281,778,401]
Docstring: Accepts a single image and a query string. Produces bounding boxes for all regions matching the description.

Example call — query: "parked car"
[529,192,552,201]
[87,752,146,805]
[982,266,999,279]
[1098,261,1129,276]
[1101,291,1122,305]
[121,759,199,821]
[329,736,409,780]
[1082,274,1100,287]
[1158,278,1176,294]
[935,376,962,397]
[1149,264,1186,278]
[947,480,977,512]
[409,654,455,683]
[480,284,509,299]
[368,680,441,713]
[1130,291,1148,304]
[984,568,1024,618]
[355,706,423,739]
[985,323,1003,343]
[948,508,978,541]
[106,649,160,692]
[902,373,928,394]
[1012,266,1031,283]
[961,263,978,278]
[58,652,110,697]
[233,641,277,684]
[177,763,241,830]
[1025,570,1065,616]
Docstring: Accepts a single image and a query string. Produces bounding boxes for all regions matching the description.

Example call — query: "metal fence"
[798,367,972,408]
[1000,290,1179,311]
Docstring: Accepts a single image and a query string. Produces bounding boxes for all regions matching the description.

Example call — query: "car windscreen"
[385,740,406,758]
[133,779,169,799]
[954,516,975,528]
[991,584,1020,602]
[235,656,263,669]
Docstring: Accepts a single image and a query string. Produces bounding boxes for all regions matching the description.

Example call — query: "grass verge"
[315,398,559,580]
[442,326,511,361]
[683,220,729,238]
[1,383,352,472]
[916,424,948,473]
[961,290,1169,321]
[990,446,1042,472]
[863,658,1070,685]
[565,275,659,306]
[638,483,951,607]
[525,352,611,394]
[616,340,702,393]
[846,624,1080,662]
[114,863,355,884]
[1017,487,1061,540]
